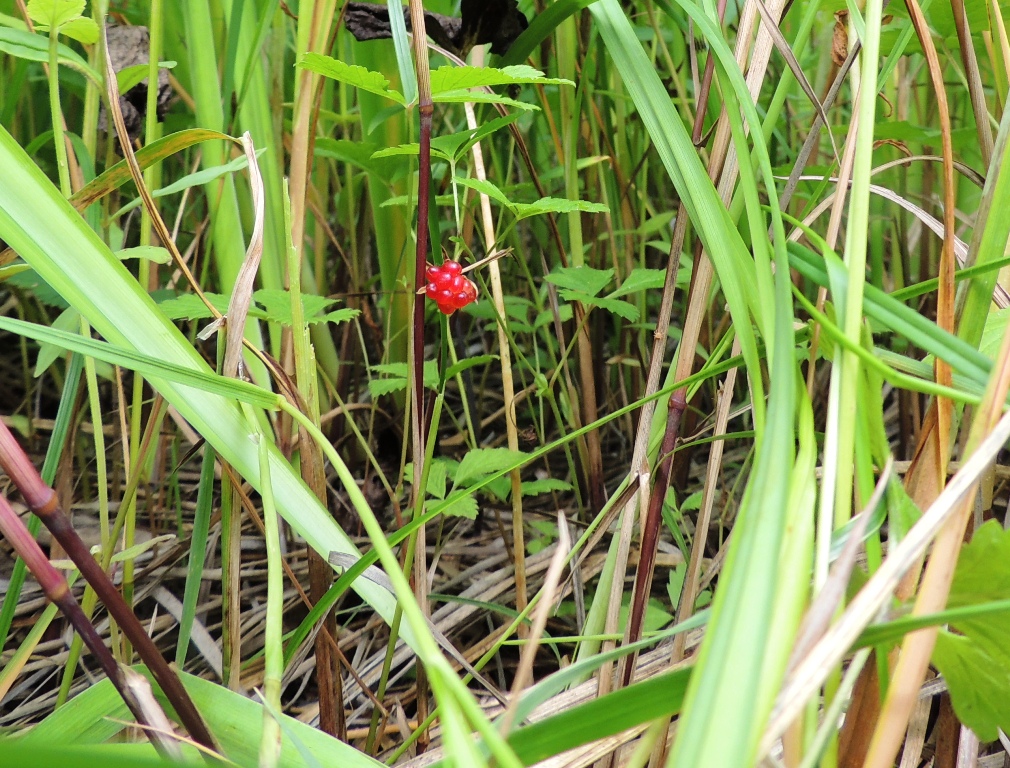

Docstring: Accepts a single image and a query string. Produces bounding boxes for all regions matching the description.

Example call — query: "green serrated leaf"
[453,448,528,489]
[157,292,229,321]
[520,478,571,496]
[26,0,84,29]
[432,113,521,162]
[453,176,515,210]
[511,197,608,220]
[371,143,421,159]
[368,377,408,398]
[609,267,666,298]
[368,361,438,398]
[426,459,450,500]
[441,494,479,519]
[253,289,359,327]
[298,53,406,105]
[429,64,573,93]
[545,265,615,297]
[316,309,360,326]
[432,89,538,110]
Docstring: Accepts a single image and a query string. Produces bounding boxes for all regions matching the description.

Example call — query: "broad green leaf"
[0,742,183,768]
[297,53,406,105]
[429,64,572,93]
[545,265,615,297]
[978,308,1010,361]
[0,315,278,408]
[933,631,1010,742]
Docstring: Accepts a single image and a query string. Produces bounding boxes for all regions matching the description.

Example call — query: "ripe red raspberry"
[424,260,477,315]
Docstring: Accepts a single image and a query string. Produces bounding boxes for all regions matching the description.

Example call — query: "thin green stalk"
[255,426,283,768]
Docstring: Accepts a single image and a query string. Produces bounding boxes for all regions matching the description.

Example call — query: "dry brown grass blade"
[222,133,264,379]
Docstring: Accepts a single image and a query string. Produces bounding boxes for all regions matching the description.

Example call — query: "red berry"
[424,261,476,315]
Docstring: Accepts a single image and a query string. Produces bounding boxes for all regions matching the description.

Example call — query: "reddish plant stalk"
[621,388,687,686]
[0,419,218,753]
[407,0,435,745]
